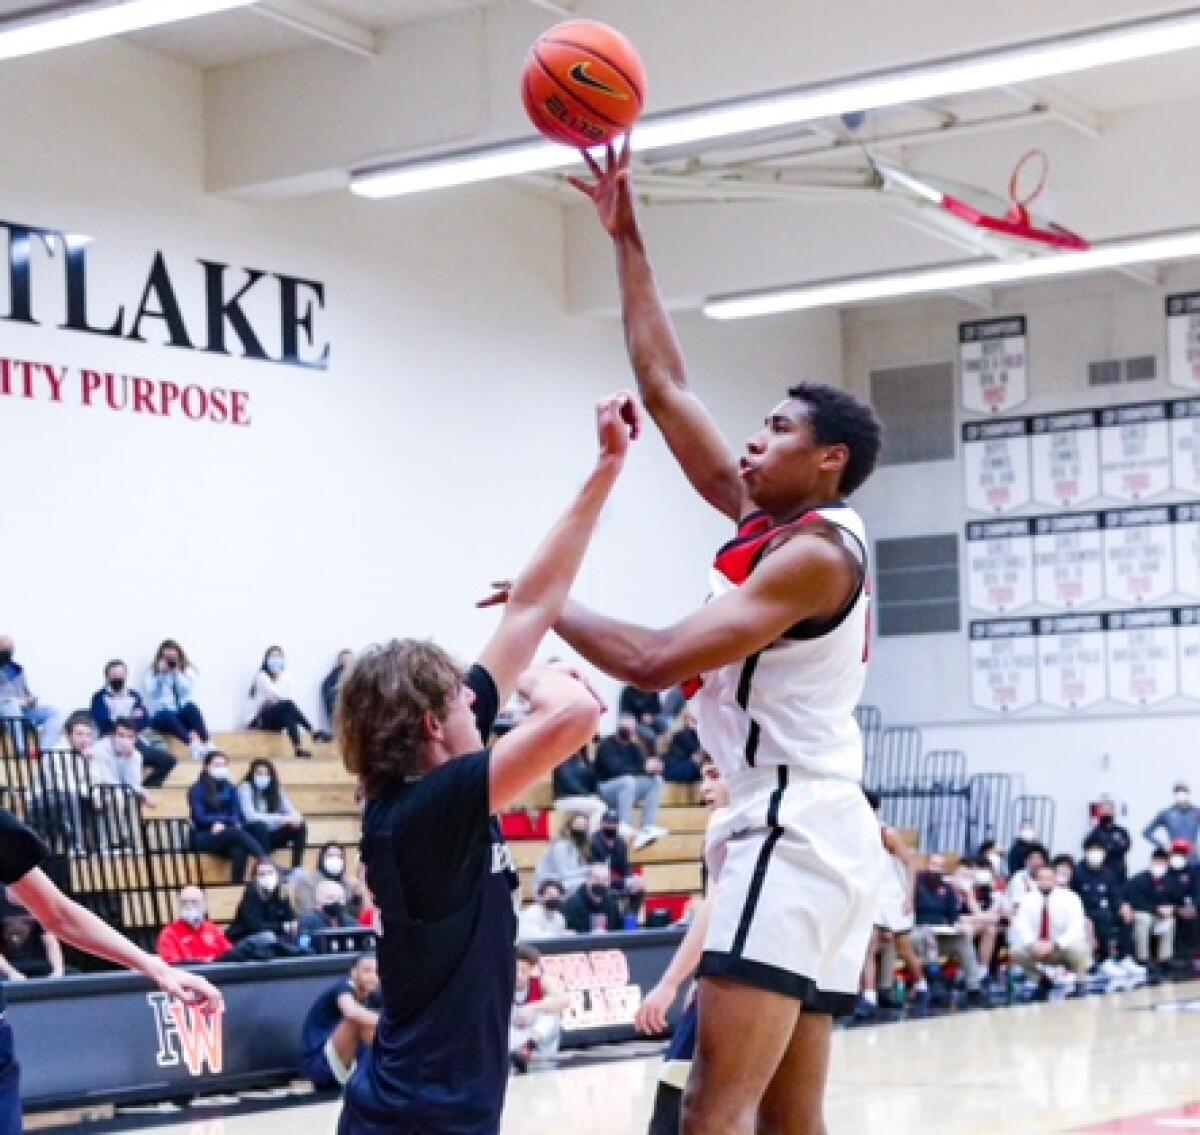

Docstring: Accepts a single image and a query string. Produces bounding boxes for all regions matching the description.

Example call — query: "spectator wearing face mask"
[594,715,666,851]
[237,759,308,870]
[157,886,233,965]
[0,635,64,751]
[912,853,987,1007]
[1166,840,1199,964]
[227,861,302,955]
[292,842,363,918]
[1007,821,1042,878]
[321,649,354,730]
[1085,800,1132,884]
[589,809,645,920]
[1075,837,1144,983]
[1006,845,1049,906]
[618,684,670,751]
[1143,783,1200,862]
[145,640,213,760]
[246,646,326,759]
[562,864,623,934]
[188,751,270,883]
[1122,849,1181,973]
[662,714,703,785]
[551,747,607,833]
[518,880,569,941]
[1009,864,1091,1000]
[298,880,358,949]
[90,659,177,788]
[534,813,594,895]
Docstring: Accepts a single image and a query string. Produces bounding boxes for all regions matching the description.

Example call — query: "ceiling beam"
[255,0,377,58]
[1001,82,1103,138]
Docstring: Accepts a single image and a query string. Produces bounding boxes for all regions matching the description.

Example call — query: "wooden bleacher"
[157,732,709,927]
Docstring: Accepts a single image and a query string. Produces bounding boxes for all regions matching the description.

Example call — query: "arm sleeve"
[158,926,183,965]
[238,783,265,825]
[189,783,218,829]
[465,665,500,740]
[0,809,49,885]
[90,691,114,735]
[1143,811,1166,843]
[279,789,302,821]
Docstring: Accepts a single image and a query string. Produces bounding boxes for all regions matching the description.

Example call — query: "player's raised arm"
[475,392,636,707]
[570,142,746,523]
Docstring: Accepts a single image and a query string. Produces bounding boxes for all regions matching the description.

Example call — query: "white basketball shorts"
[699,767,884,1016]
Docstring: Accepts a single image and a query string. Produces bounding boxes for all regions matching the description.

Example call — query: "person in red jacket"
[158,886,233,965]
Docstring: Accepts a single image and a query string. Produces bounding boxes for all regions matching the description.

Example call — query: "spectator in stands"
[510,944,571,1073]
[91,718,158,850]
[1075,838,1143,982]
[321,649,354,728]
[188,751,270,883]
[1009,864,1091,1000]
[912,853,987,1007]
[1085,799,1132,883]
[518,880,568,941]
[33,711,95,856]
[246,646,327,759]
[0,887,65,979]
[661,685,687,722]
[293,842,365,918]
[618,684,669,750]
[552,746,607,832]
[237,758,308,870]
[1053,854,1076,889]
[157,886,233,965]
[1123,849,1180,974]
[662,713,703,785]
[227,860,302,956]
[300,954,380,1091]
[1167,840,1199,962]
[145,639,213,760]
[1007,820,1041,878]
[594,714,666,851]
[955,858,1003,980]
[0,636,63,751]
[534,812,594,896]
[976,839,1008,881]
[1143,782,1200,862]
[1006,844,1049,906]
[299,880,358,948]
[562,864,623,934]
[589,808,645,920]
[89,659,176,788]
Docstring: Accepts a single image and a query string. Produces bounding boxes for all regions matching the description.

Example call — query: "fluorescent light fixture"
[703,231,1200,319]
[351,8,1200,199]
[0,0,258,62]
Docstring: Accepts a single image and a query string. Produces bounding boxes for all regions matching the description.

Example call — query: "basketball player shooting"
[563,141,886,1135]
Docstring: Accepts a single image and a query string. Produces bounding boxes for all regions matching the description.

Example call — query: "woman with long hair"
[336,394,634,1135]
[145,639,212,760]
[237,758,308,870]
[188,751,270,883]
[533,811,594,895]
[246,646,325,759]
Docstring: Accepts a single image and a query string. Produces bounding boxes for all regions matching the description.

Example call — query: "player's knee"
[682,1073,752,1134]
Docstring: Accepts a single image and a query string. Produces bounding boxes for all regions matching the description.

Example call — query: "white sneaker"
[643,825,668,842]
[1100,958,1127,982]
[1120,956,1147,979]
[633,829,661,851]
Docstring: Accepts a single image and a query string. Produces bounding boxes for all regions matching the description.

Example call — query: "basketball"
[522,20,646,149]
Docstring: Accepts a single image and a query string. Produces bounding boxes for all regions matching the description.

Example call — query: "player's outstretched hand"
[634,980,677,1036]
[149,959,223,1015]
[518,664,607,715]
[568,139,636,240]
[596,389,641,463]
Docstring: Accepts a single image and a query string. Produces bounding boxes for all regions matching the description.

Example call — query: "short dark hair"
[1082,835,1105,851]
[1052,854,1074,871]
[1151,848,1170,862]
[112,717,137,733]
[516,943,541,966]
[1024,843,1049,866]
[65,710,95,736]
[787,382,883,496]
[537,879,564,898]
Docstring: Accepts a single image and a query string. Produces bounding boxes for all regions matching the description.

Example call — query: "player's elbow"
[563,691,602,744]
[625,650,677,694]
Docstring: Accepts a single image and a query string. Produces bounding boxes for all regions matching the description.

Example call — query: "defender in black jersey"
[337,394,635,1135]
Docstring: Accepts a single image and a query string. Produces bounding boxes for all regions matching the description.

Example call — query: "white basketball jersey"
[690,505,870,781]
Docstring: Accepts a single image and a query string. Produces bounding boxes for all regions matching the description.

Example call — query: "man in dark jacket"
[589,810,645,919]
[228,861,303,956]
[562,865,623,934]
[1167,840,1199,964]
[1085,801,1132,883]
[594,715,665,850]
[618,685,667,749]
[1123,849,1183,972]
[1074,837,1141,979]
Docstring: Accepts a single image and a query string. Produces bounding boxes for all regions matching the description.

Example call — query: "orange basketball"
[522,20,646,149]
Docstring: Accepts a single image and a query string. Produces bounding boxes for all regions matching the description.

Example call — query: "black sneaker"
[1031,977,1053,1003]
[510,1045,532,1075]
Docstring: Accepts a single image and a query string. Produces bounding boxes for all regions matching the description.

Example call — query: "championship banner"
[1032,513,1104,610]
[1180,607,1200,701]
[1102,506,1174,605]
[1170,397,1200,493]
[960,316,1028,414]
[962,417,1032,514]
[1098,402,1172,502]
[1030,409,1101,508]
[965,519,1034,614]
[1035,614,1108,711]
[1167,292,1200,390]
[1174,504,1200,599]
[968,618,1039,713]
[1104,608,1179,707]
